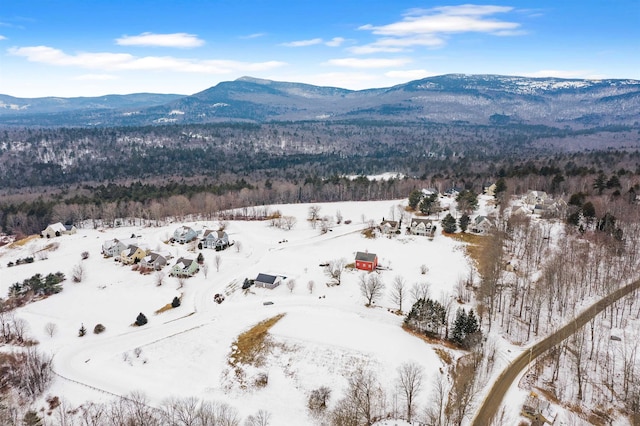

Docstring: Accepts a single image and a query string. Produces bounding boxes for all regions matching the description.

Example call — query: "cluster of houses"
[172,225,230,250]
[99,225,230,278]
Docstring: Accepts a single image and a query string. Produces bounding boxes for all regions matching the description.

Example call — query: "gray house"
[140,252,169,270]
[102,237,136,258]
[173,226,198,244]
[254,273,282,289]
[202,230,230,249]
[471,216,493,234]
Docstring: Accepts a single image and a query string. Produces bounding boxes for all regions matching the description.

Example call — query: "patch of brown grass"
[361,228,376,239]
[9,235,40,248]
[401,323,459,351]
[229,313,286,368]
[434,347,454,365]
[444,232,488,271]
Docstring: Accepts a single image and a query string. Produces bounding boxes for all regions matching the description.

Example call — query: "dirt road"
[471,278,640,426]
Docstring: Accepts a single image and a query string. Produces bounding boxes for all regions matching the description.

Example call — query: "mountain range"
[1,74,639,128]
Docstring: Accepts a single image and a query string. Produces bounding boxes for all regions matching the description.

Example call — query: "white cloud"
[115,32,204,48]
[281,38,323,47]
[325,57,412,69]
[8,45,286,74]
[0,35,6,41]
[73,74,118,81]
[355,4,521,54]
[240,33,266,39]
[325,37,345,47]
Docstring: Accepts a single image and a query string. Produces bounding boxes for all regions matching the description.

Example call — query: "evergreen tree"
[78,323,87,337]
[442,214,457,234]
[593,172,606,195]
[404,298,447,338]
[171,296,181,308]
[419,193,439,215]
[23,410,43,426]
[135,312,148,326]
[408,190,423,210]
[451,308,467,346]
[458,214,470,233]
[494,178,507,200]
[456,190,478,213]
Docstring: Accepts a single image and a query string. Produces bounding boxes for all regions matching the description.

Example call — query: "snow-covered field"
[1,199,480,423]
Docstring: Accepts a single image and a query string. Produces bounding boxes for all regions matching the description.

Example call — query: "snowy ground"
[0,199,482,423]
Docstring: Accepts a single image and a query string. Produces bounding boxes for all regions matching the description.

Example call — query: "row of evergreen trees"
[404,298,481,349]
[8,272,65,297]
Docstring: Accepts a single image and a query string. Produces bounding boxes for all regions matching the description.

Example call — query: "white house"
[42,222,76,238]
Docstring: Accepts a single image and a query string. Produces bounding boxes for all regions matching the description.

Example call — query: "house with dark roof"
[119,245,148,265]
[254,273,282,289]
[202,229,230,250]
[140,251,170,271]
[379,219,399,235]
[170,257,199,277]
[355,251,378,271]
[471,216,493,234]
[173,226,199,244]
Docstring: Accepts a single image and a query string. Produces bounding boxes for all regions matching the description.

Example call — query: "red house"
[355,251,378,271]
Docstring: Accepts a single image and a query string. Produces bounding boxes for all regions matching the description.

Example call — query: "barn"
[355,251,378,271]
[254,273,282,289]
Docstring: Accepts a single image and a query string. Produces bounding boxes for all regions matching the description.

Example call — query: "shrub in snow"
[254,372,268,388]
[93,324,105,334]
[135,312,148,326]
[308,386,331,413]
[171,296,181,308]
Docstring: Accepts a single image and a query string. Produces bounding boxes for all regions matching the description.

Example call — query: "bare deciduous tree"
[202,262,209,278]
[283,216,297,230]
[155,271,165,287]
[335,210,343,224]
[308,205,321,229]
[214,255,222,272]
[410,281,430,303]
[286,279,296,293]
[44,322,57,338]
[396,361,424,422]
[390,276,407,312]
[359,273,385,306]
[244,409,271,426]
[72,263,85,283]
[307,280,315,294]
[235,241,242,253]
[325,258,346,286]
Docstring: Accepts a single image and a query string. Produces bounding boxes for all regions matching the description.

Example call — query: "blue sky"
[1,1,638,97]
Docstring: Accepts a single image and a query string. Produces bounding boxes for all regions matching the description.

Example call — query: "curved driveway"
[472,278,640,425]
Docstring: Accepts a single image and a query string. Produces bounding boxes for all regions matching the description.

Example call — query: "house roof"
[174,257,194,269]
[355,251,377,262]
[124,245,141,257]
[47,222,67,232]
[380,220,398,227]
[411,218,432,227]
[174,226,194,237]
[255,273,279,284]
[143,252,166,263]
[203,229,228,239]
[474,215,489,224]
